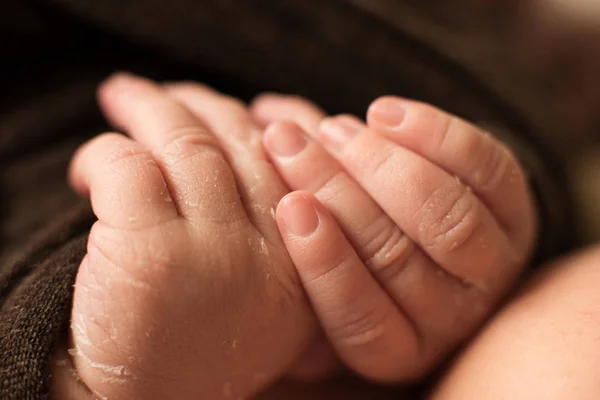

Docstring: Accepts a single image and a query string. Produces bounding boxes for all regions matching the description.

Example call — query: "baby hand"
[250,95,537,382]
[67,75,316,400]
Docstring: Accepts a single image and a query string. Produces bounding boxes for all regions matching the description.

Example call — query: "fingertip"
[277,197,422,382]
[97,73,129,128]
[276,191,321,239]
[67,169,89,197]
[250,94,326,133]
[317,115,365,153]
[250,93,286,127]
[261,120,281,151]
[334,114,366,127]
[67,143,91,197]
[263,119,297,139]
[263,121,308,160]
[366,96,408,130]
[99,71,150,91]
[250,92,286,108]
[163,81,219,102]
[97,72,138,102]
[97,73,160,128]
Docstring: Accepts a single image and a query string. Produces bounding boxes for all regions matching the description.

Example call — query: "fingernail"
[318,117,364,151]
[280,194,320,237]
[264,123,307,158]
[369,98,406,129]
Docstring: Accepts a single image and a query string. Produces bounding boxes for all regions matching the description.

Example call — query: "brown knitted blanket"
[0,1,576,398]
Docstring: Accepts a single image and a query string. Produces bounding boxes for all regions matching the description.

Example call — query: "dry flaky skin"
[0,0,578,399]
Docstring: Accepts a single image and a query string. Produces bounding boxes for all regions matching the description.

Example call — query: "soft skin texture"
[59,75,536,398]
[66,74,318,400]
[431,245,600,400]
[249,94,537,381]
[55,246,600,400]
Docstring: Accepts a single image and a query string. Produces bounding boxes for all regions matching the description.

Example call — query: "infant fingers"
[250,93,326,133]
[97,73,246,224]
[316,116,521,293]
[69,133,179,229]
[165,82,290,240]
[266,118,499,378]
[368,97,536,254]
[276,192,421,382]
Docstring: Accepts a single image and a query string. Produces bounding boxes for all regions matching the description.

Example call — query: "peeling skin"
[70,309,141,399]
[121,275,153,291]
[70,342,133,383]
[72,314,94,347]
[258,237,269,255]
[246,236,270,256]
[251,203,275,219]
[252,170,264,184]
[184,198,199,207]
[67,344,125,400]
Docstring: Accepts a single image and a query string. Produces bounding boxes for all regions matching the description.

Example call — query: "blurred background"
[3,0,600,246]
[352,0,600,243]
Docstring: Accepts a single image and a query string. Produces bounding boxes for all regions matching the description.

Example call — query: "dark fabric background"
[0,1,576,398]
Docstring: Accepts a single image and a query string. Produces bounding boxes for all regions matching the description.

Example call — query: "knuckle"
[308,168,347,196]
[328,306,392,350]
[456,124,486,163]
[99,136,153,168]
[427,106,455,153]
[95,138,163,188]
[470,134,512,191]
[159,127,222,166]
[302,254,353,286]
[366,148,398,181]
[419,183,483,255]
[360,216,416,281]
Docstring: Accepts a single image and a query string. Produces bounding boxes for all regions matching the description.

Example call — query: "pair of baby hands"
[66,73,536,399]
